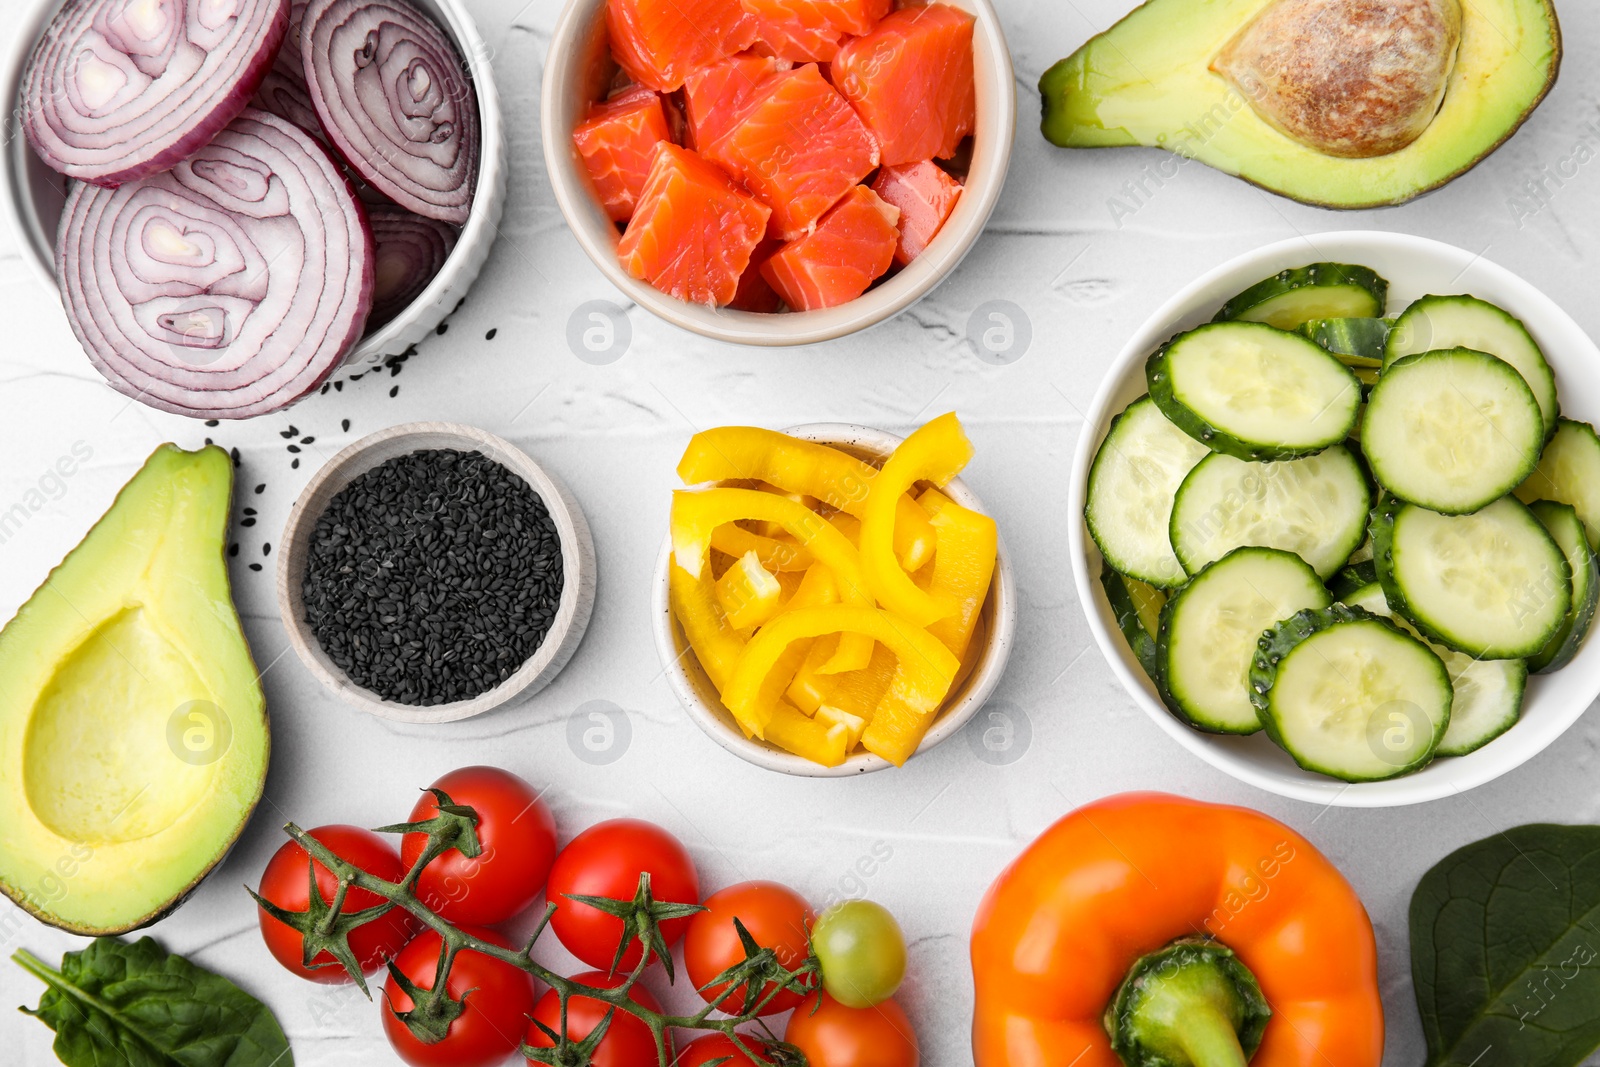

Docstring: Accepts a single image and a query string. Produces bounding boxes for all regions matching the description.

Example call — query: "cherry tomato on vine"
[547,819,700,971]
[785,992,919,1067]
[255,824,417,982]
[810,900,906,1008]
[684,881,814,1015]
[382,927,537,1067]
[399,765,558,925]
[525,970,662,1067]
[675,1032,772,1066]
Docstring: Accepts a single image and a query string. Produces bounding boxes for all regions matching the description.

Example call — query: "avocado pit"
[1212,0,1463,158]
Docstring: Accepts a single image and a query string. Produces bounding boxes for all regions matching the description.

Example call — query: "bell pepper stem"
[1104,937,1271,1067]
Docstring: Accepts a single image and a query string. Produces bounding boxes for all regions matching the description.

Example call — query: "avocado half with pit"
[1040,0,1561,208]
[0,445,267,934]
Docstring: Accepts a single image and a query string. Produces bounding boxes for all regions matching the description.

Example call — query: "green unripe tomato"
[810,899,906,1008]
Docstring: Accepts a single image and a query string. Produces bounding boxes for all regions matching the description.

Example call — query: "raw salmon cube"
[744,1,843,63]
[760,185,899,310]
[619,143,772,306]
[682,53,783,150]
[731,239,783,312]
[606,0,757,91]
[871,161,962,265]
[572,87,674,222]
[742,0,889,61]
[705,64,879,240]
[832,4,976,166]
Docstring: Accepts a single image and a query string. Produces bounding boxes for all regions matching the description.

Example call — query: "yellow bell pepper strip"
[774,562,838,619]
[716,551,783,630]
[861,413,976,627]
[668,562,746,693]
[786,634,840,715]
[916,487,998,661]
[672,489,873,672]
[816,704,867,749]
[828,511,861,546]
[765,700,849,766]
[677,427,936,571]
[710,522,814,571]
[722,607,958,751]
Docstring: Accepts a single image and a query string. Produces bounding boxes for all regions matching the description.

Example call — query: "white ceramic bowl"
[0,0,507,375]
[278,422,596,723]
[541,0,1015,346]
[1069,230,1600,808]
[653,423,1017,775]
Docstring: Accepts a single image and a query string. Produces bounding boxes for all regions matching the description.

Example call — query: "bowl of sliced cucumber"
[1070,231,1600,807]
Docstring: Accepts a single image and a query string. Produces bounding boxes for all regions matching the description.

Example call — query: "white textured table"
[4,1,1600,1064]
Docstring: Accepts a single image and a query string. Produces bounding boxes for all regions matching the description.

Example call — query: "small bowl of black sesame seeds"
[277,422,596,723]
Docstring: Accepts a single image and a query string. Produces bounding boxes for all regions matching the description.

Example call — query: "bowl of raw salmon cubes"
[542,0,1015,344]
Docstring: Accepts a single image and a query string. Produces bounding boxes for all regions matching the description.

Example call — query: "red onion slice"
[55,107,375,420]
[301,0,479,223]
[366,207,457,329]
[23,0,289,186]
[252,0,325,140]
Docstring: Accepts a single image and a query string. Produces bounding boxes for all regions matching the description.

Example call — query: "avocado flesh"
[1040,0,1560,208]
[0,445,267,934]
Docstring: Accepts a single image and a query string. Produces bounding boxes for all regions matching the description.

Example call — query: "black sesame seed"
[300,448,564,706]
[341,419,351,432]
[249,563,262,572]
[335,381,344,392]
[288,445,302,453]
[436,322,448,335]
[244,507,256,515]
[205,419,219,427]
[485,328,497,340]
[390,385,399,398]
[229,543,238,557]
[255,484,265,494]
[242,518,257,527]
[301,436,315,444]
[293,458,300,469]
[263,543,272,556]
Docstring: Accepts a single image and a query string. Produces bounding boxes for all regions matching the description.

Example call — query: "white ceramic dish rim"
[277,422,595,724]
[1068,230,1600,808]
[540,0,1016,347]
[651,422,1017,775]
[0,0,507,370]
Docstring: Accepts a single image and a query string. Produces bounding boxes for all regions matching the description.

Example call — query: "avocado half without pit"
[1040,0,1560,207]
[0,445,267,934]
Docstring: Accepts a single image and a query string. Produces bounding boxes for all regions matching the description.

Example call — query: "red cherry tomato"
[785,992,919,1067]
[547,819,700,971]
[382,927,538,1067]
[676,1033,772,1066]
[400,766,558,925]
[255,824,416,982]
[684,881,814,1015]
[525,970,662,1067]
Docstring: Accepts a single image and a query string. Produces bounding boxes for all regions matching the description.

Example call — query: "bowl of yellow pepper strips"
[653,413,1016,775]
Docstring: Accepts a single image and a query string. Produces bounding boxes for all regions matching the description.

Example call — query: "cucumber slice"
[1147,322,1362,460]
[1215,263,1389,330]
[1100,561,1167,681]
[1515,418,1600,551]
[1385,295,1558,436]
[1374,496,1571,660]
[1169,445,1371,579]
[1298,317,1392,368]
[1343,582,1525,757]
[1085,397,1209,587]
[1527,500,1599,674]
[1157,547,1331,734]
[1250,605,1451,782]
[1327,559,1378,600]
[1346,536,1374,566]
[1362,349,1543,515]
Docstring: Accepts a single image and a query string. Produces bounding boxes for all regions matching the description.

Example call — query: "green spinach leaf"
[14,936,293,1067]
[1411,823,1600,1067]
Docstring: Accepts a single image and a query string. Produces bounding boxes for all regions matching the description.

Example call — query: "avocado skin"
[0,445,268,935]
[1039,0,1561,209]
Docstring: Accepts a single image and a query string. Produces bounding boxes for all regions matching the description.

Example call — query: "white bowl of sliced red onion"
[1,0,505,420]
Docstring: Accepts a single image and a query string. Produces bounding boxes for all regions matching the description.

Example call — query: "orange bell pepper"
[672,488,873,672]
[970,793,1383,1067]
[916,487,997,661]
[721,606,958,745]
[861,413,975,626]
[677,427,936,571]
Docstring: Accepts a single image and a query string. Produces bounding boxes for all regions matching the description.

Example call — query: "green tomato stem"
[1103,937,1271,1067]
